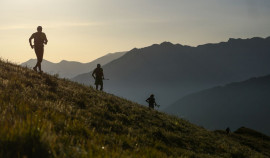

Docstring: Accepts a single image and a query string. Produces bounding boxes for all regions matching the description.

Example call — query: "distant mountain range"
[72,36,270,107]
[21,52,126,78]
[164,75,270,135]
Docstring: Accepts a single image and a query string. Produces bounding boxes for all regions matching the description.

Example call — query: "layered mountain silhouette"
[21,52,125,78]
[72,37,270,107]
[165,75,270,135]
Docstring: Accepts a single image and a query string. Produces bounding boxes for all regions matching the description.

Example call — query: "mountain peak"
[160,41,174,47]
[60,60,69,63]
[130,48,139,52]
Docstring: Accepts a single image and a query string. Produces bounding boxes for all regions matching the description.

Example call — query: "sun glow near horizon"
[0,0,270,63]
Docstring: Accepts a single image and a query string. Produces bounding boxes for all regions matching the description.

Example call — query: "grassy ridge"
[0,59,269,158]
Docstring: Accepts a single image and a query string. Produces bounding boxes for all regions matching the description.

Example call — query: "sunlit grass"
[0,59,269,157]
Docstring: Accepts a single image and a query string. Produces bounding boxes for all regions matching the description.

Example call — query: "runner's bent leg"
[35,46,44,72]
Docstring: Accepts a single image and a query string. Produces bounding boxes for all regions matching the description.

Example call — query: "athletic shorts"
[95,78,103,85]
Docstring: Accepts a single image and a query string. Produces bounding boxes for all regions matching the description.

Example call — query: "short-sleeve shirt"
[30,32,47,47]
[93,68,104,79]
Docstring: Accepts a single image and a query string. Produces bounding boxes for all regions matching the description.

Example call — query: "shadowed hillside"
[1,59,270,157]
[165,75,270,135]
[215,127,270,157]
[72,37,270,107]
[21,52,126,78]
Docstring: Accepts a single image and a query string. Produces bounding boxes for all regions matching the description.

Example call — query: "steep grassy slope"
[0,59,269,158]
[214,127,270,157]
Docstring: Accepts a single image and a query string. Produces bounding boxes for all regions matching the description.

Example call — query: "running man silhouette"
[92,64,104,91]
[146,94,158,109]
[29,26,48,73]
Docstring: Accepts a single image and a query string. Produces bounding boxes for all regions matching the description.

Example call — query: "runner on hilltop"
[29,26,48,73]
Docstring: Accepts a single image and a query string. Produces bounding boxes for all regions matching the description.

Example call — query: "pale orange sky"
[0,0,269,63]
